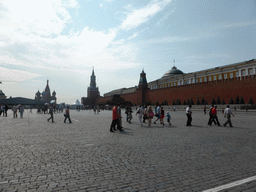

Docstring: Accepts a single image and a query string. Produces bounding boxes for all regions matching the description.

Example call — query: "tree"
[201,97,205,105]
[248,97,254,105]
[190,98,194,105]
[240,96,245,104]
[165,100,168,105]
[211,98,216,105]
[172,100,176,105]
[183,100,187,105]
[221,100,226,105]
[216,96,221,104]
[196,97,200,105]
[187,99,190,105]
[235,95,240,104]
[204,100,208,105]
[229,98,234,104]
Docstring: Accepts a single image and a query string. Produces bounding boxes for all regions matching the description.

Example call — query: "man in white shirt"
[186,104,192,126]
[136,105,144,126]
[223,105,234,127]
[153,105,161,124]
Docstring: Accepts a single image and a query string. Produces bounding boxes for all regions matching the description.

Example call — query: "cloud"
[0,0,78,37]
[0,67,41,82]
[217,20,256,29]
[0,0,174,78]
[120,0,172,30]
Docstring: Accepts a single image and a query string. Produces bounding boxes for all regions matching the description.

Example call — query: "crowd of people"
[0,103,237,129]
[110,104,236,132]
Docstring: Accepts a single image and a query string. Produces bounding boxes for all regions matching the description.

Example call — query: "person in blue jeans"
[64,106,72,123]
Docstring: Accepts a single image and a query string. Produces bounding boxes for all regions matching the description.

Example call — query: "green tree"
[216,96,221,104]
[235,95,240,104]
[240,96,245,104]
[229,98,234,104]
[221,100,226,105]
[196,97,200,105]
[211,98,216,105]
[190,98,194,105]
[248,97,254,105]
[183,100,187,105]
[201,97,205,105]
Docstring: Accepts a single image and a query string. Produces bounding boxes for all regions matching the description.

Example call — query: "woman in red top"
[110,105,123,132]
[160,107,165,126]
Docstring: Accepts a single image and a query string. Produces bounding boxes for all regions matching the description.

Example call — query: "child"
[166,112,171,126]
[160,107,165,126]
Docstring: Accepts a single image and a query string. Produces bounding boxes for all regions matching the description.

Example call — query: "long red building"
[97,59,256,106]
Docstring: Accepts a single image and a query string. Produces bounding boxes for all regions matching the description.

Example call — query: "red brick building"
[97,59,256,106]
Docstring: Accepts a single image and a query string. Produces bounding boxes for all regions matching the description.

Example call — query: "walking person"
[153,105,161,124]
[186,104,192,126]
[166,112,171,126]
[12,105,18,118]
[143,106,147,123]
[208,105,216,125]
[127,105,133,124]
[4,104,8,117]
[0,104,4,116]
[203,105,206,115]
[110,105,122,132]
[160,107,165,126]
[223,105,234,127]
[117,104,122,128]
[136,105,144,126]
[147,106,154,126]
[19,105,24,118]
[64,106,72,123]
[209,105,220,126]
[47,105,54,123]
[125,106,129,122]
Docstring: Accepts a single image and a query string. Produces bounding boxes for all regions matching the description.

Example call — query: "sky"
[0,0,255,104]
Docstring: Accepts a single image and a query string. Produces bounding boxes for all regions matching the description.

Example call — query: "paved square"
[0,108,256,191]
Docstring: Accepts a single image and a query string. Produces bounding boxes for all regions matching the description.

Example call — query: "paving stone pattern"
[0,109,256,191]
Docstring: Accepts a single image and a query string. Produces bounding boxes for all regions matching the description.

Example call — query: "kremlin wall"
[96,59,256,106]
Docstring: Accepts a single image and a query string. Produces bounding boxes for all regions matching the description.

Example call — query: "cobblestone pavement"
[0,109,256,192]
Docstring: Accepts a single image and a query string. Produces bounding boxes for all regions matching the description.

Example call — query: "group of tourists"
[110,104,235,132]
[0,104,9,117]
[47,105,72,123]
[110,104,172,132]
[186,104,234,127]
[0,104,25,118]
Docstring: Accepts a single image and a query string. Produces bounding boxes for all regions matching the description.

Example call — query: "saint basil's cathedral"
[35,80,57,103]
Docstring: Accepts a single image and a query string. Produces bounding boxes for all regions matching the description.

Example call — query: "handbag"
[150,112,154,117]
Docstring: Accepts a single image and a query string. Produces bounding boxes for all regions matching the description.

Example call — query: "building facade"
[97,59,256,106]
[81,68,100,106]
[35,80,57,103]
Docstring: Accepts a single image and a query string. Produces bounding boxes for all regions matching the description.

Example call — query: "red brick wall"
[97,75,256,105]
[146,76,256,105]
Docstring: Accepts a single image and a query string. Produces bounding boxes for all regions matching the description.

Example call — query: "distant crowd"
[109,104,235,132]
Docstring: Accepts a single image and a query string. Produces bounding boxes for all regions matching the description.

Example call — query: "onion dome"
[36,90,41,96]
[42,91,46,95]
[52,90,56,96]
[162,66,184,78]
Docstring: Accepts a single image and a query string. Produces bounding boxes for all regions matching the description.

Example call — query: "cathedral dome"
[42,91,46,95]
[162,66,184,78]
[36,90,41,96]
[52,90,56,96]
